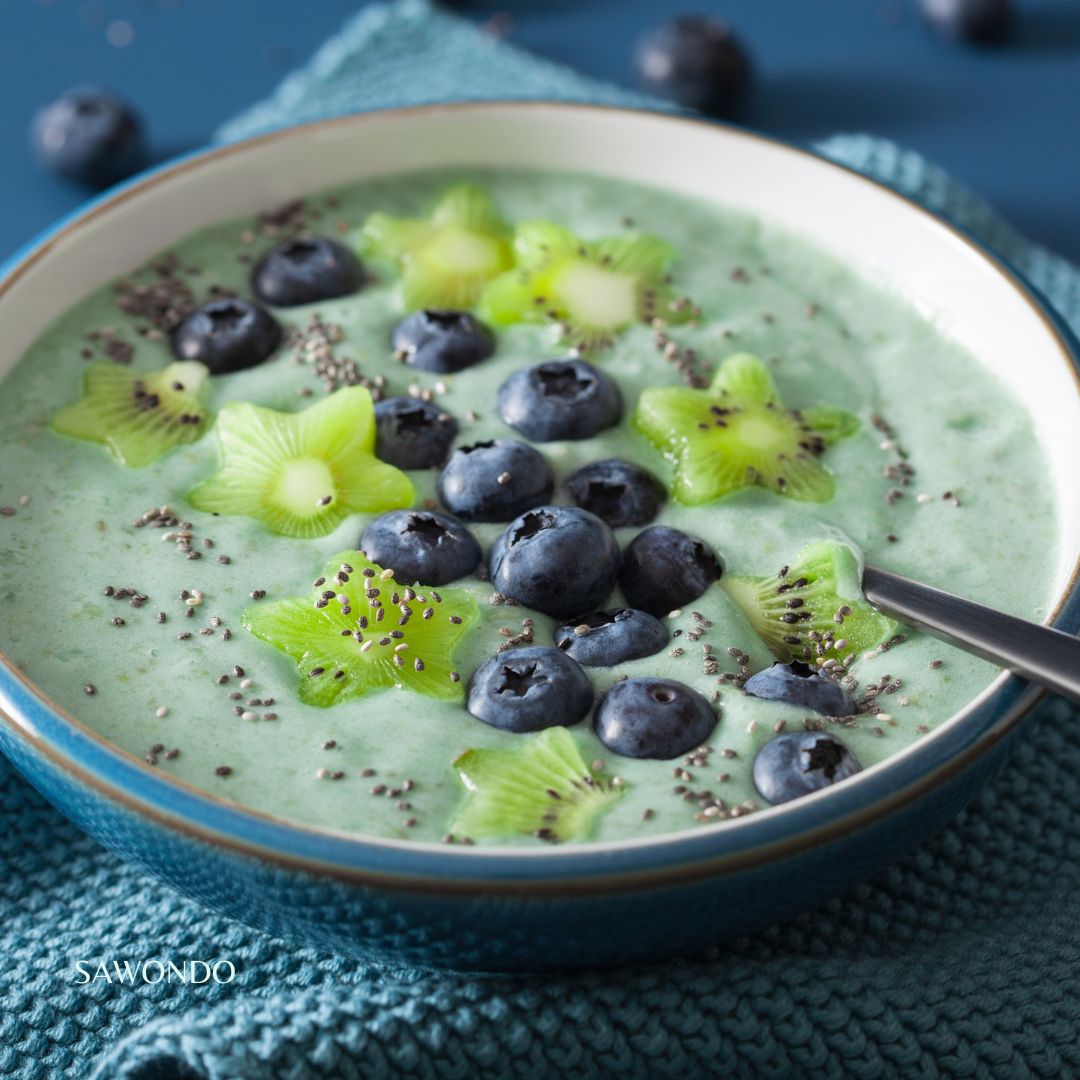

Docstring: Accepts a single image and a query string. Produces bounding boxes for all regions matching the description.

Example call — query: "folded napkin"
[1,2,1078,1077]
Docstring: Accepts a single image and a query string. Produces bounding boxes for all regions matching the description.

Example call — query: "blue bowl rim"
[0,100,1077,896]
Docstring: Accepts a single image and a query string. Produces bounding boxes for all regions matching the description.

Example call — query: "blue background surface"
[2,0,1079,261]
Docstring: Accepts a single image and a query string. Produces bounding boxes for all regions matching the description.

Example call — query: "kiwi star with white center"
[478,221,692,353]
[242,551,477,706]
[188,386,413,538]
[634,352,859,504]
[451,726,624,843]
[51,360,211,467]
[360,184,513,310]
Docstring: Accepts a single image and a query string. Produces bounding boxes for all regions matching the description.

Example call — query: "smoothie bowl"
[0,103,1077,970]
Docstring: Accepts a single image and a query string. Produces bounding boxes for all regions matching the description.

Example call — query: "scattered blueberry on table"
[920,0,1012,43]
[31,87,144,188]
[635,15,753,116]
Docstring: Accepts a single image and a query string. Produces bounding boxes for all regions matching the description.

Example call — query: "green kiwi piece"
[242,550,477,706]
[722,540,898,666]
[188,386,413,539]
[360,184,513,310]
[477,221,691,353]
[451,726,623,844]
[50,360,211,467]
[635,352,859,504]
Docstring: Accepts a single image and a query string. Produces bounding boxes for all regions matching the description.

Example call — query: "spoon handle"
[862,564,1080,706]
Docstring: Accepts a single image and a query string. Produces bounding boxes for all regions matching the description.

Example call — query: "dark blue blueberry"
[374,397,458,470]
[636,17,752,117]
[920,0,1011,42]
[496,359,622,442]
[170,298,282,374]
[555,609,667,667]
[742,661,856,718]
[31,87,143,188]
[489,506,620,619]
[438,440,554,522]
[752,731,862,805]
[251,236,364,307]
[564,459,665,528]
[359,510,480,586]
[594,677,716,760]
[619,526,720,617]
[466,646,593,733]
[392,309,495,373]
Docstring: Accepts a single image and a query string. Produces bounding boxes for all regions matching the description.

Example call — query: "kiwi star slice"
[50,360,211,467]
[634,352,859,504]
[360,184,513,310]
[451,727,623,844]
[723,540,898,667]
[478,221,689,353]
[188,386,413,538]
[243,551,477,706]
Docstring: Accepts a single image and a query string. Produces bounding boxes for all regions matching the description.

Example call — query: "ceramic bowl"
[1,103,1078,971]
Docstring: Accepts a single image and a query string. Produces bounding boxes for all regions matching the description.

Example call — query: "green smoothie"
[0,167,1059,846]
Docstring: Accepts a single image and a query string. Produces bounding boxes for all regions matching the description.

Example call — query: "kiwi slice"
[188,386,413,538]
[243,550,477,706]
[360,184,513,310]
[51,360,211,467]
[451,726,623,844]
[635,352,858,504]
[722,540,898,666]
[478,222,690,354]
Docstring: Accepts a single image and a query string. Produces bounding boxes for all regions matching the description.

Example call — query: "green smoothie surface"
[0,167,1060,846]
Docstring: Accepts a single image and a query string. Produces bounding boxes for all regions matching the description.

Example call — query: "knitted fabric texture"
[1,2,1078,1077]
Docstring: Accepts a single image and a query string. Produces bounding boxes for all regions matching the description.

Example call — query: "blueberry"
[554,609,668,667]
[594,677,716,759]
[496,359,622,442]
[467,646,593,733]
[251,236,364,307]
[920,0,1011,42]
[743,661,856,718]
[752,731,862,805]
[170,298,282,374]
[31,87,143,188]
[438,440,554,522]
[636,16,752,117]
[619,526,720,617]
[374,397,458,470]
[392,309,495,373]
[564,459,665,528]
[360,510,480,586]
[489,506,621,619]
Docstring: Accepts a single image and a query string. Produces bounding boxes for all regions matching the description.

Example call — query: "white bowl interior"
[2,104,1078,597]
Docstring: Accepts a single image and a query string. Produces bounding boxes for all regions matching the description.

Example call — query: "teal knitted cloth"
[2,2,1079,1076]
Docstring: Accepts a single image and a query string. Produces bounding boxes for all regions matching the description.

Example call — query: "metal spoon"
[863,565,1080,706]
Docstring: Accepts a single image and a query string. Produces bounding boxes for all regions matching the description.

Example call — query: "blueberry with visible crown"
[170,298,282,374]
[752,731,862,805]
[489,506,621,619]
[564,459,665,527]
[360,509,480,586]
[554,609,668,667]
[496,359,622,442]
[467,646,593,733]
[619,526,720,617]
[594,677,716,759]
[32,87,143,188]
[438,440,553,522]
[636,16,752,117]
[374,397,458,470]
[251,236,364,306]
[742,661,856,717]
[392,309,495,373]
